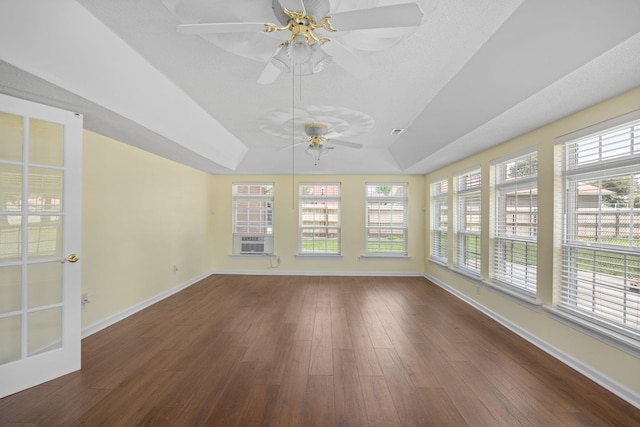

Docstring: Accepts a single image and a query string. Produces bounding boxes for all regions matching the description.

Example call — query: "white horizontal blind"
[299,183,341,254]
[365,183,408,255]
[232,183,274,235]
[430,179,448,262]
[560,118,640,338]
[456,169,481,274]
[493,151,538,293]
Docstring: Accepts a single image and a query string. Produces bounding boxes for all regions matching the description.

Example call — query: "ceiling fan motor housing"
[304,122,329,136]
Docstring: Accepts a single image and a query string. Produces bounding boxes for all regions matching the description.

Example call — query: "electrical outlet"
[81,292,91,305]
[172,264,179,274]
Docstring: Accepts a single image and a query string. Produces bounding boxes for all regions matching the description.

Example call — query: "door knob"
[61,254,79,263]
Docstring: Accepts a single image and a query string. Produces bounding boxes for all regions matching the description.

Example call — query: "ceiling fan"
[171,0,426,83]
[299,122,363,165]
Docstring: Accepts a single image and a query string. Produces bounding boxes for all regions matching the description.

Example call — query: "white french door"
[0,94,82,398]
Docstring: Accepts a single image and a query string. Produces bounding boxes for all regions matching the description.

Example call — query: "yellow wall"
[210,175,425,275]
[81,131,214,329]
[424,87,640,397]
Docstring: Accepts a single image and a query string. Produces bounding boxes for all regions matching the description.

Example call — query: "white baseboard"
[424,273,640,410]
[81,271,212,339]
[211,269,424,277]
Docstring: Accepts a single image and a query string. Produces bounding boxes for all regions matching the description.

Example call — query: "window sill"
[450,266,481,283]
[228,253,280,259]
[359,254,411,261]
[483,280,541,312]
[544,306,640,359]
[295,254,344,260]
[428,257,449,268]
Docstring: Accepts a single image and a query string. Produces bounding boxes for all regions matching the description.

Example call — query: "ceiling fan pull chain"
[299,67,303,102]
[291,62,296,209]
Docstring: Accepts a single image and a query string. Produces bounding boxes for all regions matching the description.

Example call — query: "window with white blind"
[491,150,538,294]
[430,179,448,263]
[365,183,408,256]
[559,116,640,339]
[232,183,274,254]
[299,183,341,255]
[455,169,481,275]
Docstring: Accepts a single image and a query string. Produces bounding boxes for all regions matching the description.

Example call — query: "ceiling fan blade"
[330,139,363,149]
[177,22,266,35]
[302,0,330,21]
[278,140,307,151]
[277,0,305,13]
[257,61,282,84]
[330,3,424,31]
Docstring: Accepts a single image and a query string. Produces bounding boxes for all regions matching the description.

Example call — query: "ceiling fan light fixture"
[310,44,333,72]
[271,46,292,71]
[305,143,329,166]
[288,34,312,64]
[273,35,333,75]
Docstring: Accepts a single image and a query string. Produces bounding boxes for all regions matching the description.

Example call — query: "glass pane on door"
[28,262,62,308]
[0,316,21,364]
[0,112,23,162]
[29,119,63,166]
[0,163,23,262]
[0,265,21,313]
[27,307,62,356]
[27,216,62,259]
[28,167,63,213]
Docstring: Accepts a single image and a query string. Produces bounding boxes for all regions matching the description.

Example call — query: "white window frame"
[430,178,448,264]
[232,183,274,255]
[556,113,640,344]
[490,149,538,296]
[365,183,408,256]
[298,183,341,255]
[455,168,482,276]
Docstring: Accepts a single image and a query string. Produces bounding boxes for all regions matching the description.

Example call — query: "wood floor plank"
[292,283,318,341]
[411,340,502,426]
[359,304,394,349]
[1,275,639,427]
[346,314,384,377]
[309,307,333,376]
[202,361,264,426]
[341,280,384,376]
[333,349,369,426]
[303,375,336,427]
[330,289,353,350]
[260,322,297,385]
[452,360,536,427]
[458,345,569,426]
[272,339,313,427]
[374,347,432,426]
[136,406,183,427]
[418,388,468,427]
[236,384,281,427]
[359,375,402,427]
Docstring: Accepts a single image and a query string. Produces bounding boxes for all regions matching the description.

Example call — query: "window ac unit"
[233,235,273,254]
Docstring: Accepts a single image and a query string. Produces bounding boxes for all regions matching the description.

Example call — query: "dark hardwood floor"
[1,275,639,426]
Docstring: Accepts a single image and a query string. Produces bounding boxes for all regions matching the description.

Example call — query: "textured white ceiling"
[1,0,639,175]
